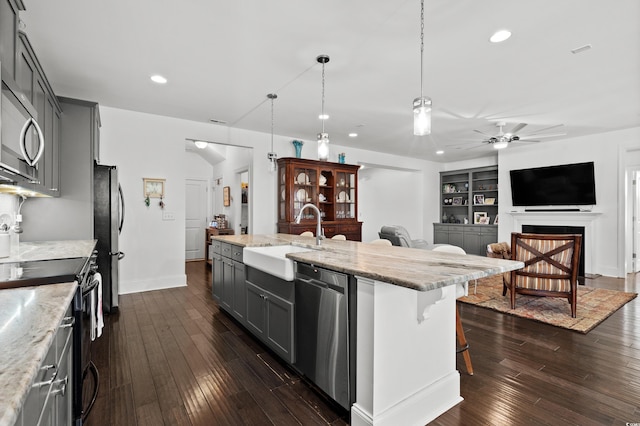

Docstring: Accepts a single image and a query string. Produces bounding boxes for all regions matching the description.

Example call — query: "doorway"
[185,179,208,260]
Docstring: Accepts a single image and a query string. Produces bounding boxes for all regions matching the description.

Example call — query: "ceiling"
[19,0,640,163]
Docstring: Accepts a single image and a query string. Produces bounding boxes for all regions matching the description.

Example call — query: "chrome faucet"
[295,203,323,246]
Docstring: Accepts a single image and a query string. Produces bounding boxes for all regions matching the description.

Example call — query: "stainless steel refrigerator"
[94,163,125,313]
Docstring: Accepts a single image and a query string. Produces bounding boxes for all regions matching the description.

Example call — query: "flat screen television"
[510,162,596,206]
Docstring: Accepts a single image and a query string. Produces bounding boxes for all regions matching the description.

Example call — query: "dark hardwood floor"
[86,262,639,425]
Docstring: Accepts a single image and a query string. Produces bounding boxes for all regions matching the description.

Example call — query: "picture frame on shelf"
[452,196,462,205]
[484,197,495,205]
[474,211,487,224]
[473,194,484,205]
[494,214,499,225]
[478,216,491,225]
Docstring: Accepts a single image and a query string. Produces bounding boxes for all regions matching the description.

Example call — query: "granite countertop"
[0,240,97,264]
[0,282,77,426]
[212,234,523,292]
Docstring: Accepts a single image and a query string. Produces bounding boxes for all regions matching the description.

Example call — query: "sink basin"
[243,245,316,281]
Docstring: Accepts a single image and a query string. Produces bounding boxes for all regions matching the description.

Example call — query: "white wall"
[497,127,640,277]
[97,106,445,294]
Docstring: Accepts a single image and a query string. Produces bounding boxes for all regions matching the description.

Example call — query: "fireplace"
[522,225,585,279]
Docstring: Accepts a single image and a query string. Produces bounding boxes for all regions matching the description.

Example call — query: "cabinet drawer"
[55,304,74,361]
[220,242,232,258]
[230,244,243,263]
[211,240,222,255]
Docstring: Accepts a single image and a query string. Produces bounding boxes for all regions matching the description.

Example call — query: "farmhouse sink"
[243,245,317,281]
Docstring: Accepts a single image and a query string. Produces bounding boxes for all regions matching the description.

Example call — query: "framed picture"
[473,194,484,205]
[494,214,499,225]
[223,186,231,207]
[143,178,165,198]
[452,196,462,206]
[484,197,495,205]
[474,211,487,224]
[478,216,491,224]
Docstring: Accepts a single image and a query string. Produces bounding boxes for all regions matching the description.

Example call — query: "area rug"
[458,275,637,334]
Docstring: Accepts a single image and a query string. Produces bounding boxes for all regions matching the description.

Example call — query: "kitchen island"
[212,234,523,425]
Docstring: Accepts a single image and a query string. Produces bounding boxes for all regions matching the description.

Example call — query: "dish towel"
[91,272,104,341]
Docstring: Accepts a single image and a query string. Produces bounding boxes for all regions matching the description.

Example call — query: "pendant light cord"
[420,0,424,98]
[270,95,275,151]
[321,61,326,133]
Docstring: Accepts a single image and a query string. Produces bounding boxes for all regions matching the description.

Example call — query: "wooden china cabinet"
[277,157,362,241]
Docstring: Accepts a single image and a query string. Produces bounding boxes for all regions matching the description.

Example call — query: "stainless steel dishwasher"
[294,262,352,410]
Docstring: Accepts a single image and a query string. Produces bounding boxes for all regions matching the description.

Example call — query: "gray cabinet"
[245,270,295,364]
[213,241,247,325]
[17,303,74,426]
[0,0,23,82]
[433,224,497,255]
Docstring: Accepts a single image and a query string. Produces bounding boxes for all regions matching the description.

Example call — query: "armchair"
[378,225,430,249]
[507,232,582,318]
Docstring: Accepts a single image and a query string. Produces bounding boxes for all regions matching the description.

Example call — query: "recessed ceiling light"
[348,133,358,138]
[436,150,444,155]
[319,114,329,120]
[150,74,167,84]
[571,44,592,54]
[489,29,511,43]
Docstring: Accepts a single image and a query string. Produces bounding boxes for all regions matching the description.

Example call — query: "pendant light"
[413,0,432,136]
[267,93,278,172]
[317,54,330,161]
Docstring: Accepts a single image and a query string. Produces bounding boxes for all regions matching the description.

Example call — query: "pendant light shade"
[317,132,329,161]
[413,96,432,136]
[413,0,432,136]
[316,54,330,161]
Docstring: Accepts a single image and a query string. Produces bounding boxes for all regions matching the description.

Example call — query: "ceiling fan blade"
[523,124,565,136]
[518,132,566,140]
[513,139,540,143]
[510,123,527,133]
[473,129,494,137]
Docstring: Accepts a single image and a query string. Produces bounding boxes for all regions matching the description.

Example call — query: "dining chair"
[432,244,473,375]
[331,234,346,240]
[368,239,392,246]
[300,231,314,237]
[508,232,582,318]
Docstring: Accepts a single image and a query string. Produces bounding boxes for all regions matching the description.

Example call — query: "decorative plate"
[337,191,349,202]
[296,188,308,202]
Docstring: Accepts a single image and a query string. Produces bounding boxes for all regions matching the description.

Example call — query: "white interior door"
[185,179,208,260]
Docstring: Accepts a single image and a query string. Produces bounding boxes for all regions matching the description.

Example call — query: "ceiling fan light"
[493,140,509,150]
[413,96,432,136]
[194,140,208,149]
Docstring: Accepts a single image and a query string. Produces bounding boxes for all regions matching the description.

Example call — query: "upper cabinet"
[277,157,362,241]
[0,0,23,82]
[1,1,62,196]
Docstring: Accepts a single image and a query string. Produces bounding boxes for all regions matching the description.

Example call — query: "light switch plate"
[162,211,176,221]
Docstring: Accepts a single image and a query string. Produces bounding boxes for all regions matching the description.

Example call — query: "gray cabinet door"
[212,255,223,302]
[479,228,498,255]
[245,282,266,337]
[265,292,294,363]
[449,227,464,248]
[232,261,246,323]
[463,228,482,255]
[221,260,234,311]
[433,225,449,244]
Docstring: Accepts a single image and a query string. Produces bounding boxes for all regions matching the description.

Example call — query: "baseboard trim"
[120,274,187,294]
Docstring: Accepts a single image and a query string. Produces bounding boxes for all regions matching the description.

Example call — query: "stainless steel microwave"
[0,62,45,184]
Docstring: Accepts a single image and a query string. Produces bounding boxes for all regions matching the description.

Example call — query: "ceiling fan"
[473,122,566,150]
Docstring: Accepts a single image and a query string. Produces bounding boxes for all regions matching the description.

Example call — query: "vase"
[292,140,304,158]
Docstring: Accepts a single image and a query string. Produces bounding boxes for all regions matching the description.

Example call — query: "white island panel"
[352,276,462,426]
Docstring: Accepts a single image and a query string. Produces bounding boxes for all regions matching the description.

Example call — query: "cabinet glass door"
[335,171,356,219]
[318,170,334,221]
[293,166,317,220]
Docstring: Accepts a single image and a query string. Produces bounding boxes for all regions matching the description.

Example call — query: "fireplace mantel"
[506,211,602,274]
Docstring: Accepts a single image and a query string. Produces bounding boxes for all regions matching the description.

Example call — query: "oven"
[73,250,100,425]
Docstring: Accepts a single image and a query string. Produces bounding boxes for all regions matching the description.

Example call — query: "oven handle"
[110,251,125,260]
[81,275,100,296]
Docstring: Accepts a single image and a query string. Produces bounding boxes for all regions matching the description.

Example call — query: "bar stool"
[432,245,473,375]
